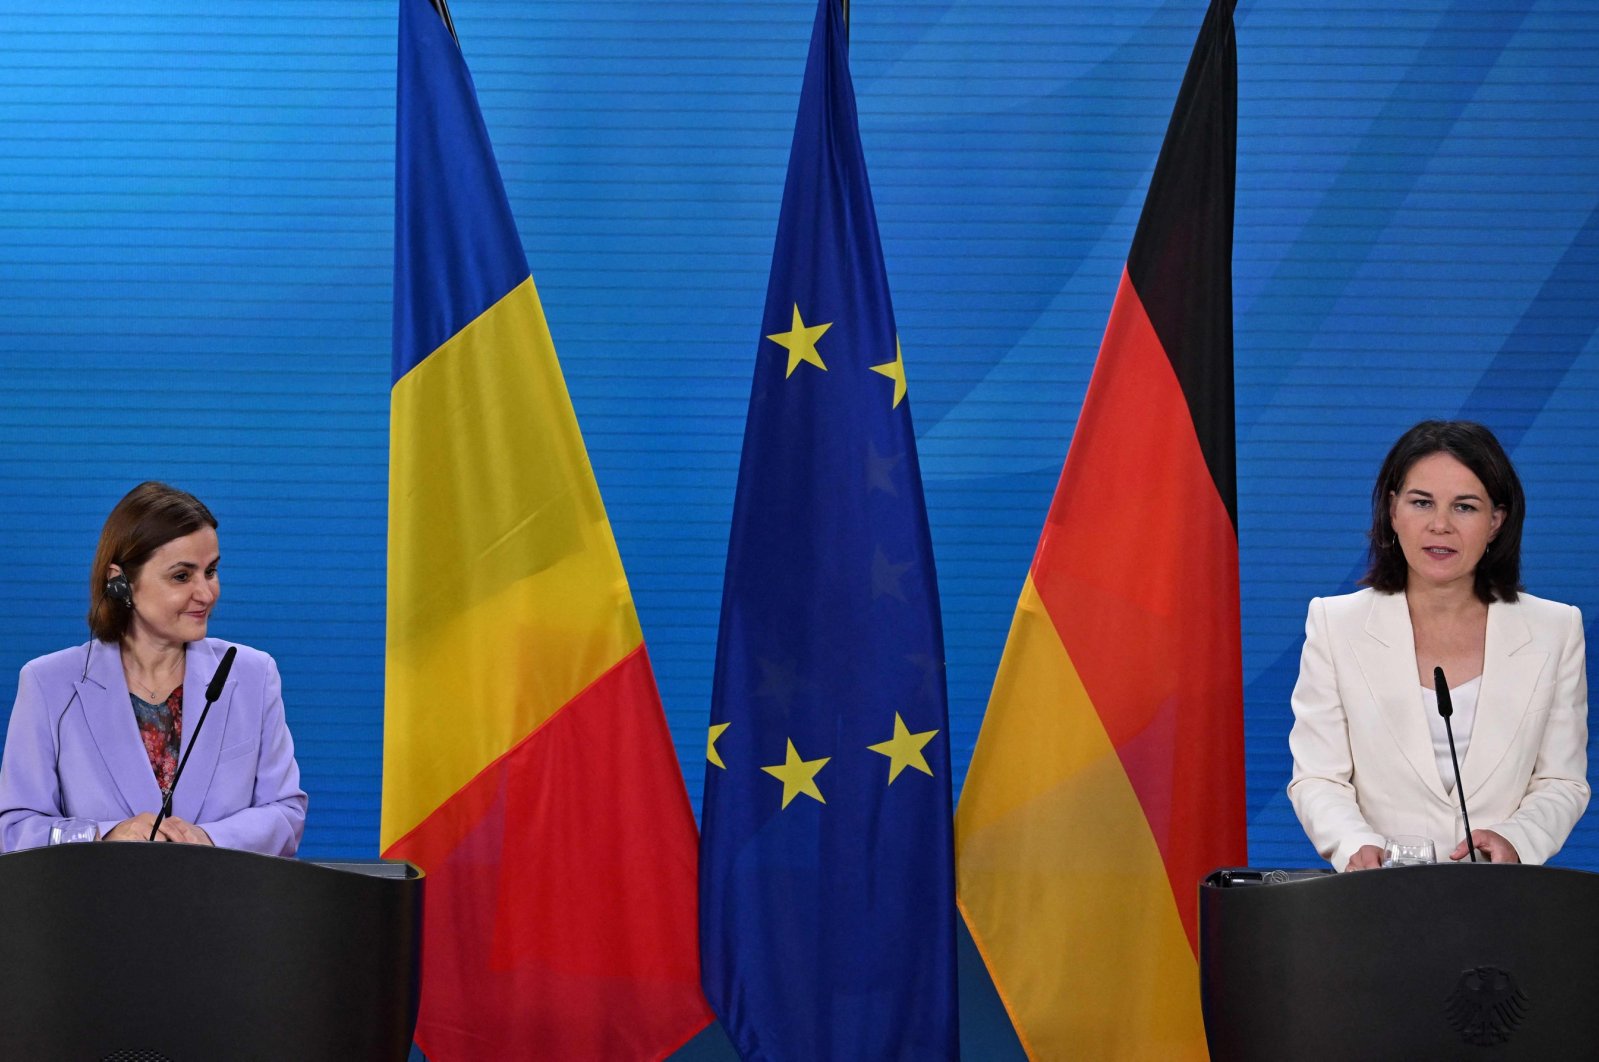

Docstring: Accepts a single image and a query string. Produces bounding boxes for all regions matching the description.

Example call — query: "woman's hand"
[1451,829,1519,863]
[1344,844,1386,871]
[102,813,212,845]
[103,813,159,841]
[156,817,213,846]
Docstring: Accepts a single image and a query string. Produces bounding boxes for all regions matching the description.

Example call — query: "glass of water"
[48,817,100,845]
[1383,834,1436,867]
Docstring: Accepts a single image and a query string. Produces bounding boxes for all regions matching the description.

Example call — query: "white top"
[1422,675,1482,794]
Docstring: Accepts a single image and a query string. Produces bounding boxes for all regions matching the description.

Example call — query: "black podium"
[1201,864,1599,1060]
[0,843,422,1061]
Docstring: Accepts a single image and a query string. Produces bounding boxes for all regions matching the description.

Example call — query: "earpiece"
[105,573,133,607]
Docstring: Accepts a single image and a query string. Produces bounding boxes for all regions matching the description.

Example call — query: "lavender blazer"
[0,638,307,855]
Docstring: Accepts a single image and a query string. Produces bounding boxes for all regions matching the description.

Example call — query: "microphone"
[1435,665,1476,863]
[149,645,237,842]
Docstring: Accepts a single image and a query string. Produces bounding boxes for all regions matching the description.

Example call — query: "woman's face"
[116,526,221,647]
[1388,452,1504,593]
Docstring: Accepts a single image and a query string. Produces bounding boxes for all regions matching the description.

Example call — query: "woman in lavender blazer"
[0,483,306,855]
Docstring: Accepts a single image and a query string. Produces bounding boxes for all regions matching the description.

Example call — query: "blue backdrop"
[0,0,1595,872]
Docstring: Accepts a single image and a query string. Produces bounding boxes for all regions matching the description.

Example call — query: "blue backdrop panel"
[0,0,1595,876]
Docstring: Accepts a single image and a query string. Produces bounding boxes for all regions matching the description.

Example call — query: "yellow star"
[767,304,830,377]
[707,721,731,769]
[761,739,830,808]
[869,336,907,408]
[867,713,938,784]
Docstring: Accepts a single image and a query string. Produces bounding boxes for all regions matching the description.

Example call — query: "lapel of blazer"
[1350,591,1449,799]
[75,641,163,815]
[171,640,236,825]
[1461,599,1543,795]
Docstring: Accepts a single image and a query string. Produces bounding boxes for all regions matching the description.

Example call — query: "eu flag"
[699,1,958,1058]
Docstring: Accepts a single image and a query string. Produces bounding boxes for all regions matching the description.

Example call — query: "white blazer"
[1288,588,1589,871]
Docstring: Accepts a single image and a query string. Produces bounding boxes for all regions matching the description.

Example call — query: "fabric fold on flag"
[383,1,711,1057]
[698,1,958,1058]
[955,1,1244,1058]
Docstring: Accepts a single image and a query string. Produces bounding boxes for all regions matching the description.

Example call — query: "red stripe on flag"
[386,646,712,1059]
[1031,267,1246,954]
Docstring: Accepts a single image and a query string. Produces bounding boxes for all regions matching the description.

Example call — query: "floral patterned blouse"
[130,685,183,797]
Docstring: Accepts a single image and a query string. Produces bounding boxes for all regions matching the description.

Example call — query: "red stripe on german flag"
[1033,266,1245,954]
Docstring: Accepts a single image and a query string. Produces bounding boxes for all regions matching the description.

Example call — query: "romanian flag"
[698,0,958,1057]
[383,0,711,1057]
[954,2,1243,1058]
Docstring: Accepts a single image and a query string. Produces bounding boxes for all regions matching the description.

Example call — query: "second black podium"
[1201,863,1599,1060]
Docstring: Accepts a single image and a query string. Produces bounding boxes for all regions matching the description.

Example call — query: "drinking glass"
[1383,834,1436,867]
[48,817,100,845]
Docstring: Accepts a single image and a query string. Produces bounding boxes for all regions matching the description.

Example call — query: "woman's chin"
[1407,565,1473,590]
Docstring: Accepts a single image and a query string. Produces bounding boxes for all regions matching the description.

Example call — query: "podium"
[1201,863,1599,1060]
[0,843,422,1060]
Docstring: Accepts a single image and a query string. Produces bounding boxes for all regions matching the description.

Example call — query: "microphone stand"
[1435,666,1476,863]
[149,646,236,841]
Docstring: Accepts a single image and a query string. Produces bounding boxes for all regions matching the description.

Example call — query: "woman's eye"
[172,572,188,582]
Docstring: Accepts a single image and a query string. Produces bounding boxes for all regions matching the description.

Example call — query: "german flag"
[381,0,711,1056]
[954,2,1243,1057]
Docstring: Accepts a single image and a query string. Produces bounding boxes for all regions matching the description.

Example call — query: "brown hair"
[1361,420,1523,604]
[88,482,218,642]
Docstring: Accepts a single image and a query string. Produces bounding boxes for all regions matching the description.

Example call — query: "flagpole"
[427,0,459,45]
[841,0,849,40]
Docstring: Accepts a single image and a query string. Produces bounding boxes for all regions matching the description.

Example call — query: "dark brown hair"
[88,482,218,642]
[1361,420,1523,603]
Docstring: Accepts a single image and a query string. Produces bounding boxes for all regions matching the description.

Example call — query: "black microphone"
[1435,665,1476,863]
[149,645,236,842]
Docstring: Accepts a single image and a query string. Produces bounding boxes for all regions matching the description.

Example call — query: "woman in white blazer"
[1288,421,1589,871]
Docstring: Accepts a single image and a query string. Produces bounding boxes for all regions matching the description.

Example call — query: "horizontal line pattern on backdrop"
[0,1,1593,872]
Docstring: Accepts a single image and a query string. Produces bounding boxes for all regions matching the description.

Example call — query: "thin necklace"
[125,656,180,703]
[133,677,175,702]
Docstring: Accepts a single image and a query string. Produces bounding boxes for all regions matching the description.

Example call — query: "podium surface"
[0,843,421,1061]
[1201,863,1599,1060]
